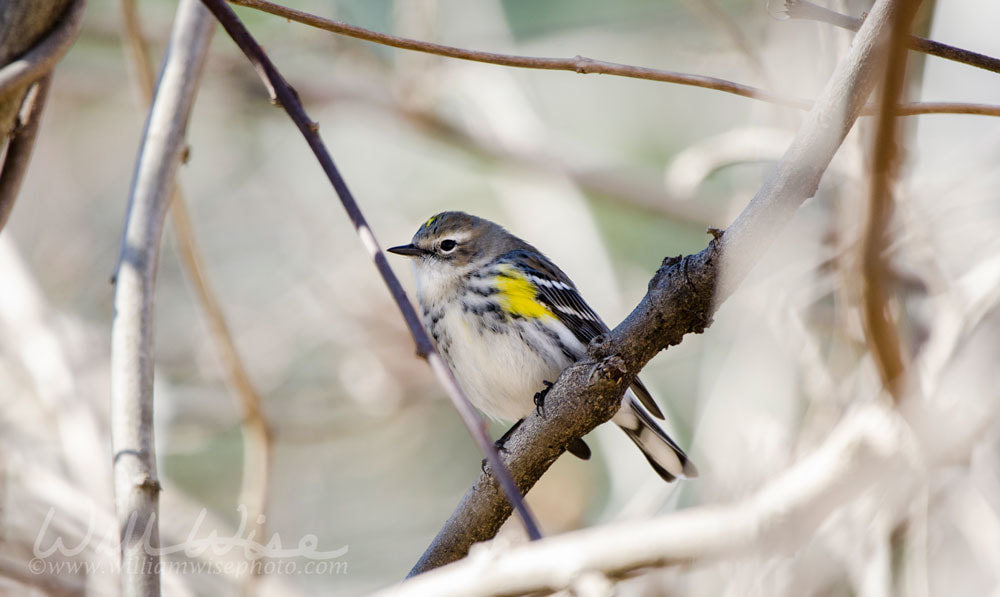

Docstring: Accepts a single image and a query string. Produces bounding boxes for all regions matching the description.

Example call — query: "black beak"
[387,244,427,257]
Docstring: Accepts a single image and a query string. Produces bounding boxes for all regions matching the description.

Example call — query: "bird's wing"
[501,249,665,419]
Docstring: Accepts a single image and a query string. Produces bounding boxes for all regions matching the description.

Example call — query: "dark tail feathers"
[613,396,697,482]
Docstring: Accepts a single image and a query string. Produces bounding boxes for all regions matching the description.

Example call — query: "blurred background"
[3,0,1000,595]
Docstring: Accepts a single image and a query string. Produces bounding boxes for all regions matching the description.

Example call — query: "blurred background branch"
[0,0,85,98]
[226,0,1000,118]
[4,0,1000,594]
[228,0,806,108]
[0,75,51,231]
[782,0,1000,75]
[382,385,1000,597]
[0,0,85,232]
[859,0,917,402]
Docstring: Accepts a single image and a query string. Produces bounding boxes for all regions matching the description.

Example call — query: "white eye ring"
[439,239,458,253]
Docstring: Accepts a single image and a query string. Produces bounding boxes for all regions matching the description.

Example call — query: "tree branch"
[0,0,85,97]
[110,1,215,595]
[860,0,916,401]
[0,0,75,141]
[119,0,274,588]
[0,75,50,232]
[198,0,543,541]
[408,0,904,576]
[224,0,797,107]
[782,0,1000,76]
[225,0,1000,119]
[377,404,906,597]
[893,102,1000,117]
[0,0,85,233]
[379,340,1000,597]
[120,0,156,97]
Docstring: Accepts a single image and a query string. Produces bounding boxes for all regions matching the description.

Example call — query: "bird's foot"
[533,381,554,417]
[481,418,523,473]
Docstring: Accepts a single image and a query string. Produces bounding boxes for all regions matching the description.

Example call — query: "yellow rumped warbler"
[389,211,697,482]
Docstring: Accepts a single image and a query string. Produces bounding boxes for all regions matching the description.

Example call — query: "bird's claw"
[533,380,554,418]
[481,442,509,473]
[482,420,521,473]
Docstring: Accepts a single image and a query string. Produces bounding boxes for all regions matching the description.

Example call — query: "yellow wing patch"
[495,264,555,320]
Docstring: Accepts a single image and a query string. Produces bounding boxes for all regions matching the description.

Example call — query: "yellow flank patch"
[495,264,554,319]
[425,215,438,228]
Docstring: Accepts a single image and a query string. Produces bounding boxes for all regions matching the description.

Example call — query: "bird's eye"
[439,239,457,252]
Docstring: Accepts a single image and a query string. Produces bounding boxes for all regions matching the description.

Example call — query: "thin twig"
[199,0,543,541]
[226,0,1000,119]
[0,0,86,97]
[859,2,915,401]
[782,0,1000,75]
[408,0,904,575]
[120,0,156,99]
[110,1,215,595]
[119,0,273,587]
[227,0,805,107]
[0,75,51,232]
[893,102,1000,117]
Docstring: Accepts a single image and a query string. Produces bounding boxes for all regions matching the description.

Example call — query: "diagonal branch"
[408,0,905,576]
[378,404,906,597]
[198,0,543,541]
[225,0,1000,119]
[379,349,1000,597]
[782,0,1000,75]
[110,1,215,595]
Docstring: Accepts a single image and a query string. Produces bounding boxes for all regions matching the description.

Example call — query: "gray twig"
[109,1,215,595]
[119,0,274,588]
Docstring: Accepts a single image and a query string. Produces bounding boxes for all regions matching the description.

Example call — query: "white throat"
[412,258,466,307]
